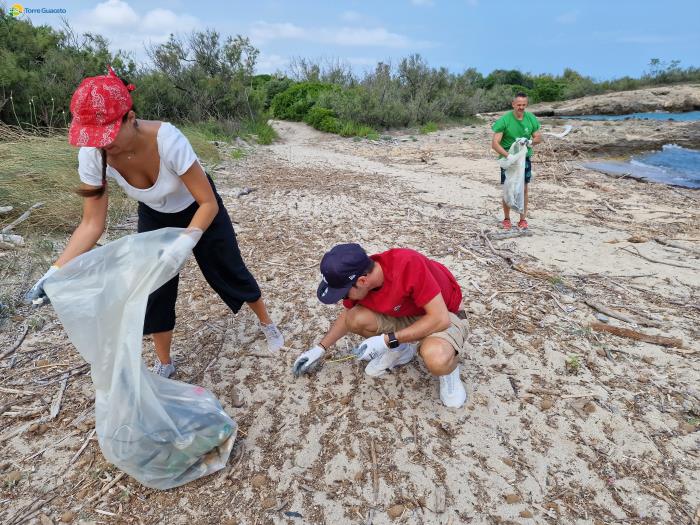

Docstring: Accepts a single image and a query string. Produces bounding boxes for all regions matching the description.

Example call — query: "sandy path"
[1,119,698,525]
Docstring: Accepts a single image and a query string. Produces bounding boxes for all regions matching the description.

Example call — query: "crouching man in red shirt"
[292,243,469,408]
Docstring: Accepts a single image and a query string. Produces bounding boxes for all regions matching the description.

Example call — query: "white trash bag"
[499,140,528,214]
[44,228,236,490]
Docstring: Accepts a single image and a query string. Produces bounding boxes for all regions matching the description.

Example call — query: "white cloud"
[555,10,579,24]
[249,22,306,43]
[89,0,139,29]
[256,53,289,73]
[72,0,202,57]
[250,21,429,49]
[329,27,413,48]
[141,8,199,33]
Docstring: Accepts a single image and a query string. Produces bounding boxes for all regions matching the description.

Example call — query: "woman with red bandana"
[26,67,284,377]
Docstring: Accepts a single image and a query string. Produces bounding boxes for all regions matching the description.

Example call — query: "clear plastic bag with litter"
[44,228,236,489]
[499,140,528,214]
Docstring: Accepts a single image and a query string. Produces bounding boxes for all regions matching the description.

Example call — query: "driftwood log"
[590,322,684,349]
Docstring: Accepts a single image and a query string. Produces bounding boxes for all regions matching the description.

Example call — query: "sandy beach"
[1,112,698,525]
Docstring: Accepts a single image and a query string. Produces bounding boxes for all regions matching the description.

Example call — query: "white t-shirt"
[78,122,198,213]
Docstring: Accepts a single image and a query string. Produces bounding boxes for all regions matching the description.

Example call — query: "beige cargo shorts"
[373,310,469,355]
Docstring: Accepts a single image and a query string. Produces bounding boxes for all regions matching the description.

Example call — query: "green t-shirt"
[491,111,541,157]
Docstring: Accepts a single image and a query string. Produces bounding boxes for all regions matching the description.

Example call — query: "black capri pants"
[137,177,261,335]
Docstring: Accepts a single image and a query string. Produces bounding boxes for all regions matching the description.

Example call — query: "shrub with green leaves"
[270,82,337,121]
[303,106,341,133]
[420,122,439,134]
[260,77,294,110]
[531,77,564,102]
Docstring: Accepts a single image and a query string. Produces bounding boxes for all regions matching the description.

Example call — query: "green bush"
[270,82,337,120]
[260,77,294,110]
[303,106,334,127]
[302,107,340,133]
[420,122,439,134]
[531,77,564,102]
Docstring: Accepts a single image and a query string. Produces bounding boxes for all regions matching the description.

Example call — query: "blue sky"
[7,0,700,79]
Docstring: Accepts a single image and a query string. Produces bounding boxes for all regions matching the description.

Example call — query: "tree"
[0,11,134,128]
[146,30,259,121]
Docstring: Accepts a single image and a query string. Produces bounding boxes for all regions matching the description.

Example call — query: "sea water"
[585,144,700,189]
[565,110,700,122]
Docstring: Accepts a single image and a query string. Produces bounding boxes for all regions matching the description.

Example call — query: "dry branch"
[1,202,43,234]
[654,237,700,256]
[0,392,40,417]
[370,437,378,503]
[589,322,684,349]
[621,246,695,269]
[584,300,661,328]
[1,324,29,359]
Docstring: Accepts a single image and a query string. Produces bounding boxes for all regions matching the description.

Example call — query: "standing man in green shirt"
[491,92,542,230]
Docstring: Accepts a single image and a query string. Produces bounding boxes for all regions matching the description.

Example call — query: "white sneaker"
[439,366,467,408]
[365,343,417,377]
[151,358,176,378]
[354,344,387,362]
[261,323,284,353]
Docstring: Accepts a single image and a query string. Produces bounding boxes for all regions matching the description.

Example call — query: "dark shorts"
[500,157,532,185]
[137,176,261,334]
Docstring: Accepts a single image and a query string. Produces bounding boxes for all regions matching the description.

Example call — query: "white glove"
[499,154,517,169]
[352,335,389,361]
[292,345,325,377]
[516,137,533,147]
[26,265,60,306]
[159,228,202,271]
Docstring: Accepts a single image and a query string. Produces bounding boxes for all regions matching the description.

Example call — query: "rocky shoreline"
[541,117,700,157]
[529,83,700,116]
[482,84,700,158]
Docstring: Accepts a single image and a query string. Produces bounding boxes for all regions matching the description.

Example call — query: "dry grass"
[0,125,133,235]
[0,122,235,237]
[0,122,227,326]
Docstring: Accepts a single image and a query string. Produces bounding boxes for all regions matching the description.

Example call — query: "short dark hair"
[514,92,528,100]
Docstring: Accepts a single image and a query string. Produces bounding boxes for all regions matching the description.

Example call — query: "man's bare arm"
[491,131,509,157]
[390,294,451,344]
[319,309,350,349]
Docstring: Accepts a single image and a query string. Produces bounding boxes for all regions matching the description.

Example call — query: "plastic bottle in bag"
[44,228,237,489]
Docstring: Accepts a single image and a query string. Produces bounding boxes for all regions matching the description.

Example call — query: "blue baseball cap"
[317,243,372,304]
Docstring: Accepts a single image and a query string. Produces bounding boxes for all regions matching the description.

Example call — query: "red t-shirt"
[343,248,462,316]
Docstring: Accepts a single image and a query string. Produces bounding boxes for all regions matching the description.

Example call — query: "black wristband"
[318,342,327,351]
[386,332,400,349]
